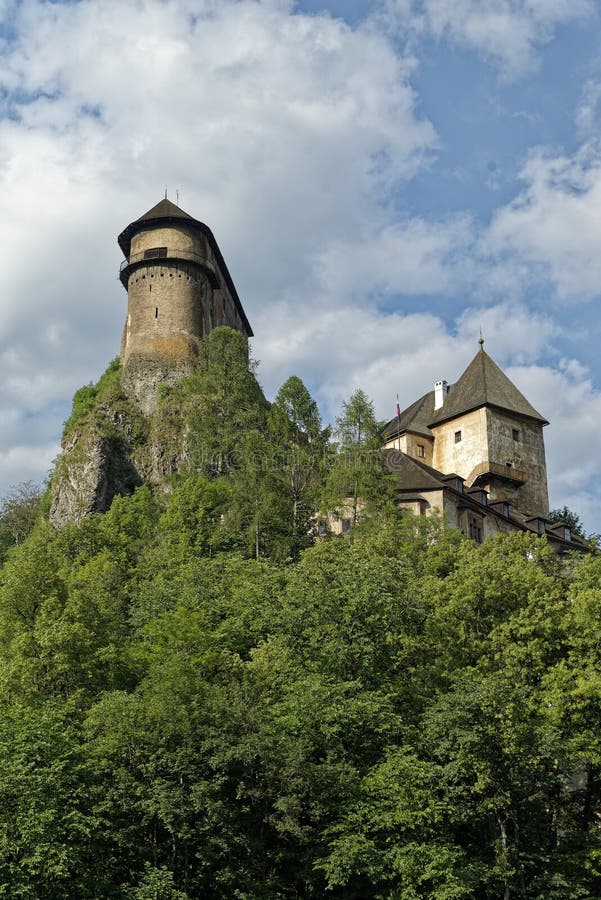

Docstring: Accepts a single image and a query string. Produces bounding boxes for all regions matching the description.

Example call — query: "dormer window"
[502,502,509,517]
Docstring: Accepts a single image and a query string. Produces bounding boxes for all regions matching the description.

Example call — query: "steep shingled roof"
[428,348,548,426]
[382,449,446,489]
[382,391,436,440]
[382,346,548,441]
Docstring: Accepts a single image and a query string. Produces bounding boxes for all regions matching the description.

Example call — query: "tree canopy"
[0,334,599,897]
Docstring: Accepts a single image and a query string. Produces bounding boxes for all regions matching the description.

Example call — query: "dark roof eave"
[427,400,549,429]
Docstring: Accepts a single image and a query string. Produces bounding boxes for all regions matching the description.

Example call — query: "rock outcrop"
[49,365,189,527]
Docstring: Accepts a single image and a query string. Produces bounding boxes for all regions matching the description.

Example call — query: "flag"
[396,395,401,423]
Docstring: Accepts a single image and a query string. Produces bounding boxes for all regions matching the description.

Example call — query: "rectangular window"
[155,308,158,318]
[416,444,425,458]
[468,519,482,543]
[143,246,168,259]
[512,428,520,441]
[341,518,351,534]
[318,521,327,536]
[455,430,462,443]
[502,502,509,517]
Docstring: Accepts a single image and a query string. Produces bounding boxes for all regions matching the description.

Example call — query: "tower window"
[512,428,520,441]
[455,430,462,443]
[416,444,425,458]
[155,308,158,318]
[143,247,167,260]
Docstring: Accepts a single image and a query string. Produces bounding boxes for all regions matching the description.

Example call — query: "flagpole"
[396,394,401,451]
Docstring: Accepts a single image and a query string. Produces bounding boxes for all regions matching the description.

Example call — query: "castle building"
[381,341,585,552]
[118,198,252,412]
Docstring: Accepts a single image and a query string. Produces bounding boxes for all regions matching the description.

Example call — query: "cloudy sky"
[1,0,601,529]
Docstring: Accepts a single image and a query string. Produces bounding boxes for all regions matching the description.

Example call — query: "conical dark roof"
[428,348,548,426]
[118,198,197,255]
[136,198,195,223]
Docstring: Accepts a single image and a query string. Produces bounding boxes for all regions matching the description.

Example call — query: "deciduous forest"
[0,329,599,898]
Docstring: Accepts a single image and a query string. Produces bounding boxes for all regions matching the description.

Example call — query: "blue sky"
[0,0,601,529]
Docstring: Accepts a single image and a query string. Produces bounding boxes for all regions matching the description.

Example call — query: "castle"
[380,341,584,551]
[51,199,583,550]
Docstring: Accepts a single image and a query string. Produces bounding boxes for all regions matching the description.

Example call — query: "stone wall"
[484,409,548,516]
[430,407,548,517]
[382,432,434,466]
[431,407,488,477]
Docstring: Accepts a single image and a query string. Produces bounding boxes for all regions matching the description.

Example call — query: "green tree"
[268,375,329,556]
[548,505,587,539]
[0,481,44,563]
[183,327,268,476]
[324,388,396,526]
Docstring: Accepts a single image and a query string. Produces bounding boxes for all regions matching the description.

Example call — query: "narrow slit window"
[155,307,158,318]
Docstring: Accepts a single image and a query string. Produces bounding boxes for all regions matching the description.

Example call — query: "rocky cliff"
[49,359,190,527]
[49,328,267,528]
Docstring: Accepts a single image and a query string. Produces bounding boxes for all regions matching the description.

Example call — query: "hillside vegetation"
[0,329,599,898]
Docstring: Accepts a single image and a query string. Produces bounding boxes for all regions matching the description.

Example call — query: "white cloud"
[485,144,601,300]
[384,0,593,78]
[506,359,601,530]
[575,79,601,135]
[455,302,559,364]
[312,214,475,301]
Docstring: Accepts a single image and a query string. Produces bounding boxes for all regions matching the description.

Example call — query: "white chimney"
[434,379,448,410]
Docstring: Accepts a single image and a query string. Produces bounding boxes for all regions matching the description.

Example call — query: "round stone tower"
[118,198,252,413]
